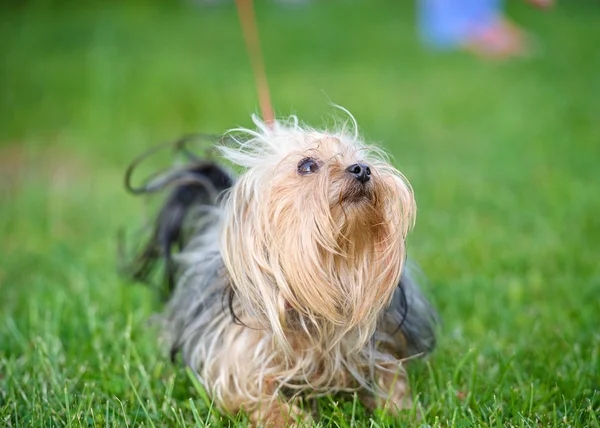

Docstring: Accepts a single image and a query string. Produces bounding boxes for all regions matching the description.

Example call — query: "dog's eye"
[297,157,319,175]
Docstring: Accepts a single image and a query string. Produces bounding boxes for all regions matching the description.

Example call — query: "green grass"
[1,0,599,426]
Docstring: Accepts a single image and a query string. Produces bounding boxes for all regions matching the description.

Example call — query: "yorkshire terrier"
[127,112,437,426]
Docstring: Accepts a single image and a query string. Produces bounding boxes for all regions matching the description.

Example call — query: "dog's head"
[220,114,415,350]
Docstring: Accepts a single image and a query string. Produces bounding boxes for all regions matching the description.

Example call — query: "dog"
[126,112,437,425]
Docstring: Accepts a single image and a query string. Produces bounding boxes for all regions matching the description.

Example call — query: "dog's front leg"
[362,362,413,415]
[246,397,306,427]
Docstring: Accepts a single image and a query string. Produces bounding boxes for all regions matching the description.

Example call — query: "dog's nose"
[346,163,371,184]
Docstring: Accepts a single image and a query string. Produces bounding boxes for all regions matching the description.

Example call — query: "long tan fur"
[133,112,436,426]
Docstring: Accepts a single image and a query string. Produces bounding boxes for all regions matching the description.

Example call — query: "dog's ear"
[126,162,234,297]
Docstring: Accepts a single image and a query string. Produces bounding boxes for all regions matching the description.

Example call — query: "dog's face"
[220,118,415,350]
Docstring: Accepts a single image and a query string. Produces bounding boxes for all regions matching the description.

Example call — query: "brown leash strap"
[235,0,275,128]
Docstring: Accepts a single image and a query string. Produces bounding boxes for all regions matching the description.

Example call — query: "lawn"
[1,0,599,426]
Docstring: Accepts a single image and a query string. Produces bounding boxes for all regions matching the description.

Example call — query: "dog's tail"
[124,153,234,297]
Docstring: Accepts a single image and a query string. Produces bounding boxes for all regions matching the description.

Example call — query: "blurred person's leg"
[418,0,531,59]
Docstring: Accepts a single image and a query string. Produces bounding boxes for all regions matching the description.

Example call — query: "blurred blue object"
[418,0,503,49]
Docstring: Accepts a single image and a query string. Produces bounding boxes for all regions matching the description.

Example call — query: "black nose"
[346,163,371,184]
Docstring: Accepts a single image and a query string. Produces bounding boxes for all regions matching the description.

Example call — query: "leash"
[235,0,275,128]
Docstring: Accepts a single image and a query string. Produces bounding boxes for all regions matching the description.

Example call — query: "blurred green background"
[1,0,599,426]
